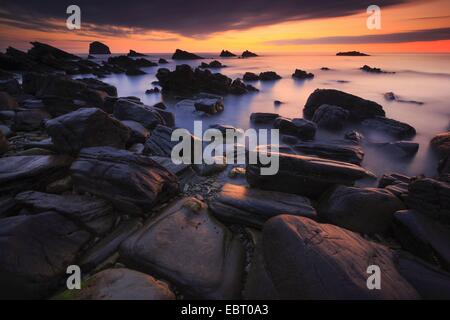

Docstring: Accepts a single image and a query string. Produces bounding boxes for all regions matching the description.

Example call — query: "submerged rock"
[172,49,203,60]
[293,141,364,165]
[292,69,314,80]
[127,50,146,57]
[304,89,385,120]
[250,112,280,124]
[273,117,316,140]
[362,116,416,140]
[243,72,259,81]
[209,184,316,228]
[259,71,281,81]
[336,51,369,56]
[89,41,111,54]
[120,197,245,299]
[373,141,419,159]
[311,104,349,130]
[194,98,224,114]
[158,58,168,64]
[361,65,394,74]
[200,60,226,68]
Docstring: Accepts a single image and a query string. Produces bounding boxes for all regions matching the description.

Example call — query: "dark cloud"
[266,27,450,45]
[0,0,409,37]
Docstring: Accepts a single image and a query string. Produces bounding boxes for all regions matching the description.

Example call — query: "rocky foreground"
[0,42,450,300]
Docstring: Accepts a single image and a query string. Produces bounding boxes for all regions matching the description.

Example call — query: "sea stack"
[242,50,258,58]
[172,49,203,60]
[89,41,111,54]
[220,50,237,57]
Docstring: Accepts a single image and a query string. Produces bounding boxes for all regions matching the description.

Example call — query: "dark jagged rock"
[14,109,50,131]
[194,98,224,114]
[113,98,174,129]
[55,268,175,300]
[407,178,450,224]
[144,125,195,158]
[243,72,259,81]
[0,212,91,299]
[120,197,245,299]
[336,51,369,56]
[156,64,257,96]
[28,41,80,61]
[273,117,316,140]
[259,71,281,81]
[78,78,117,96]
[241,50,258,58]
[311,104,349,130]
[378,172,411,199]
[293,141,364,165]
[384,91,422,105]
[152,102,167,110]
[304,89,385,120]
[209,184,316,228]
[373,141,419,159]
[125,68,146,76]
[246,152,375,198]
[0,91,18,110]
[158,58,169,64]
[89,41,111,55]
[120,120,150,144]
[250,112,280,124]
[361,65,395,74]
[15,191,115,235]
[431,131,450,157]
[200,60,226,68]
[362,116,416,140]
[321,67,331,71]
[292,69,314,80]
[23,72,86,97]
[243,215,419,299]
[345,130,365,143]
[172,49,204,60]
[127,50,146,57]
[145,87,160,94]
[108,55,157,71]
[45,108,130,154]
[393,210,450,269]
[220,50,236,57]
[318,186,405,234]
[70,147,179,215]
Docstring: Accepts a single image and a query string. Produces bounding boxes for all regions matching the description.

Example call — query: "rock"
[194,98,224,114]
[259,71,281,81]
[172,49,203,60]
[46,176,73,193]
[144,125,196,158]
[0,196,16,219]
[318,186,405,234]
[152,102,167,110]
[228,166,246,179]
[273,117,316,140]
[242,50,258,58]
[194,156,227,176]
[378,172,411,199]
[0,212,91,299]
[23,73,85,97]
[246,152,375,198]
[0,78,21,95]
[431,132,450,157]
[384,92,396,101]
[393,210,450,269]
[407,178,450,224]
[243,215,419,299]
[89,41,111,54]
[14,148,54,156]
[220,50,236,57]
[311,104,349,130]
[0,154,72,194]
[46,108,130,154]
[107,56,157,72]
[79,219,142,271]
[158,58,168,64]
[250,112,280,124]
[292,69,314,80]
[120,120,150,144]
[293,141,364,165]
[274,100,283,106]
[345,130,364,143]
[336,51,369,56]
[127,50,146,57]
[14,109,50,131]
[120,197,245,299]
[243,72,259,81]
[113,98,174,129]
[0,91,18,110]
[304,89,385,121]
[373,141,419,159]
[321,67,331,70]
[145,87,160,94]
[362,116,416,140]
[0,124,11,137]
[0,130,8,155]
[229,79,258,94]
[361,65,394,74]
[200,60,226,68]
[78,78,117,96]
[15,191,115,235]
[125,68,146,76]
[70,147,179,214]
[55,268,175,300]
[209,184,316,228]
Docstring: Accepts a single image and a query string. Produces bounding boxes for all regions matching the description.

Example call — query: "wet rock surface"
[311,104,349,130]
[273,117,316,140]
[362,116,416,140]
[293,141,364,165]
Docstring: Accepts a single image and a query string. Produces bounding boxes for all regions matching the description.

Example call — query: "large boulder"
[13,109,50,131]
[273,117,316,140]
[362,116,416,140]
[172,49,203,60]
[70,147,179,214]
[311,104,349,130]
[259,71,281,81]
[120,197,245,299]
[46,108,130,154]
[318,186,405,234]
[144,125,197,158]
[431,132,450,157]
[113,99,174,129]
[120,120,150,144]
[242,50,258,58]
[0,212,91,299]
[293,141,364,165]
[304,89,385,121]
[246,152,375,198]
[250,112,280,124]
[55,268,175,300]
[220,50,236,57]
[209,184,316,228]
[15,191,115,235]
[292,69,314,80]
[89,41,111,54]
[0,155,73,195]
[243,215,419,299]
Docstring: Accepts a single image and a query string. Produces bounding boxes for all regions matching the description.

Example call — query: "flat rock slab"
[273,117,316,140]
[70,147,179,215]
[55,268,175,300]
[120,197,245,299]
[0,211,91,299]
[114,99,174,129]
[244,215,419,299]
[362,116,416,140]
[209,183,316,228]
[15,191,115,235]
[318,186,405,234]
[293,141,364,165]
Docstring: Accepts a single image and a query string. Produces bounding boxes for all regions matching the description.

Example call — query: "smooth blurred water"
[81,53,450,178]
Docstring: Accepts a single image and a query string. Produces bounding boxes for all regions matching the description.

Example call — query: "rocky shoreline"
[0,42,450,300]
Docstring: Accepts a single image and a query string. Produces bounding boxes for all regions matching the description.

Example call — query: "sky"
[0,0,449,53]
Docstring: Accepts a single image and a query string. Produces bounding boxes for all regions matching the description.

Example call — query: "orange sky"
[1,0,449,53]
